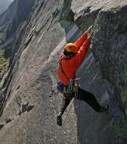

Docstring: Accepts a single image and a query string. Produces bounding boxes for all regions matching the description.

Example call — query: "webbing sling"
[59,58,74,94]
[59,59,69,80]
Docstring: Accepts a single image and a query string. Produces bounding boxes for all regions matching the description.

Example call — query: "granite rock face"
[0,0,127,143]
[92,4,127,142]
[72,0,127,142]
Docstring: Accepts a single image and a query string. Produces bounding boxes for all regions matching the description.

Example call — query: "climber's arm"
[74,26,92,50]
[72,38,91,69]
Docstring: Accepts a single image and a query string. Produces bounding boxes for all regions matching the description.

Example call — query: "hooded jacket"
[57,32,90,86]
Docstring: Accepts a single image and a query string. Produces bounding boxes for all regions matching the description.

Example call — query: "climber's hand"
[86,25,92,38]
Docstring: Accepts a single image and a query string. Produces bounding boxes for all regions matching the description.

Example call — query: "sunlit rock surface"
[0,0,127,143]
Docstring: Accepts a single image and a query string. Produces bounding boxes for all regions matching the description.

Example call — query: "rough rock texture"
[92,3,127,142]
[72,0,127,143]
[0,0,127,143]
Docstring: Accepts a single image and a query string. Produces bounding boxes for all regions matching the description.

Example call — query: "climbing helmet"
[64,43,78,53]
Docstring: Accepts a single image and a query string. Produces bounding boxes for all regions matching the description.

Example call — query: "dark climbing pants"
[60,87,101,115]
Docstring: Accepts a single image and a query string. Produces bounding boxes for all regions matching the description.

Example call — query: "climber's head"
[63,43,78,57]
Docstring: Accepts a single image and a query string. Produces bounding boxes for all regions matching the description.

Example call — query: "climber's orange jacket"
[57,32,90,86]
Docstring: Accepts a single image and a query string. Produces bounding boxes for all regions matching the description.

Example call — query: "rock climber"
[57,26,109,126]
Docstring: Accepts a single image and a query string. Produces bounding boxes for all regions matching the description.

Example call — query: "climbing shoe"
[57,115,62,126]
[99,105,109,112]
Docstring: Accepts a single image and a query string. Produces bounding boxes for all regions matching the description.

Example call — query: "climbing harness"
[58,58,77,95]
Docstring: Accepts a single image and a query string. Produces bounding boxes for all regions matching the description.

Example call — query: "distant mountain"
[0,0,13,14]
[0,0,35,47]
